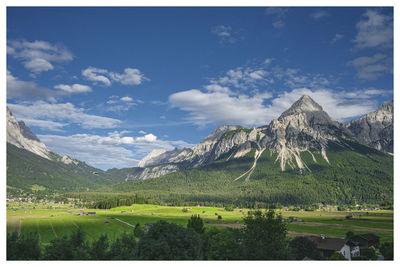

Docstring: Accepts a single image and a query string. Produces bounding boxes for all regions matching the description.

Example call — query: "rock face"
[345,101,393,153]
[132,95,393,181]
[261,95,352,171]
[7,107,52,160]
[7,106,89,166]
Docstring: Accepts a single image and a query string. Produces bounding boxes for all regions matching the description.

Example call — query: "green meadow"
[7,203,393,246]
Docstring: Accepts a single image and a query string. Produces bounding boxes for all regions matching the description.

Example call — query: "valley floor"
[7,202,393,246]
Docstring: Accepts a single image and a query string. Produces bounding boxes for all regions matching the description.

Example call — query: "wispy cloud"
[7,70,57,101]
[82,66,149,86]
[7,40,73,75]
[8,101,121,131]
[211,25,242,44]
[347,53,392,80]
[331,33,344,44]
[265,7,288,29]
[310,10,329,20]
[105,95,142,113]
[38,131,194,169]
[169,60,387,126]
[353,10,393,49]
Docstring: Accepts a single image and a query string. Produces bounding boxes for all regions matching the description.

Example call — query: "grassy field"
[7,202,393,246]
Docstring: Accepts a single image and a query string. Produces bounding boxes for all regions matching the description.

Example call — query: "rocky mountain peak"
[279,95,323,118]
[345,100,393,153]
[7,106,51,160]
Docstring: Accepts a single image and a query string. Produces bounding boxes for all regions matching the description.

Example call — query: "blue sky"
[6,7,393,170]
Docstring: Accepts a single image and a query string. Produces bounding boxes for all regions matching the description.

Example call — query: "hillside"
[105,138,393,206]
[7,143,117,192]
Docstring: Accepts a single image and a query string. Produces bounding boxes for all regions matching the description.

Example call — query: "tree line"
[7,210,393,260]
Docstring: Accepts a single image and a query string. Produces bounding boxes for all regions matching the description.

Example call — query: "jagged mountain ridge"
[6,95,393,190]
[116,95,390,181]
[345,100,393,153]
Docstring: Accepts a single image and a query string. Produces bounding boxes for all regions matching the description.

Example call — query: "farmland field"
[7,202,393,246]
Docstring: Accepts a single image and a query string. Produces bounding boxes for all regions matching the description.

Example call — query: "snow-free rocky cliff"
[7,107,52,160]
[345,101,393,153]
[133,95,393,181]
[7,107,90,166]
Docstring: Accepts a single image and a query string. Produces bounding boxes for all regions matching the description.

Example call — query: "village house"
[78,210,85,216]
[350,233,380,248]
[87,212,96,216]
[347,240,361,258]
[306,235,351,260]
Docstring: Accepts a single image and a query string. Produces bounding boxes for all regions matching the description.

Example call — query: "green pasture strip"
[48,216,76,239]
[21,217,55,245]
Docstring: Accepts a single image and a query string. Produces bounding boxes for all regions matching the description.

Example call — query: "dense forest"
[93,140,393,206]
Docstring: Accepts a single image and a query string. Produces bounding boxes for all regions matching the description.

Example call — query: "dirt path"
[291,221,393,233]
[211,223,244,229]
[287,231,330,238]
[114,218,135,228]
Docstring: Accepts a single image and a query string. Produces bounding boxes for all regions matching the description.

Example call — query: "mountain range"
[6,96,394,205]
[107,95,393,182]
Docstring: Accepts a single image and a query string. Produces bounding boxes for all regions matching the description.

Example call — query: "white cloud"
[347,53,391,80]
[169,89,275,126]
[82,67,112,86]
[310,10,329,20]
[37,131,193,169]
[211,25,241,44]
[54,84,92,94]
[7,40,73,74]
[21,119,68,132]
[211,66,273,90]
[105,95,142,112]
[7,70,57,101]
[265,7,288,29]
[136,133,157,143]
[120,96,133,102]
[331,33,344,44]
[82,67,148,86]
[169,86,384,126]
[138,130,147,134]
[8,101,121,130]
[24,58,54,73]
[38,134,138,169]
[354,10,393,49]
[109,68,148,85]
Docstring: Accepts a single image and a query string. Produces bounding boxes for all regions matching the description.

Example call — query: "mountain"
[104,95,392,205]
[7,107,52,160]
[345,100,393,153]
[109,95,359,181]
[6,107,119,192]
